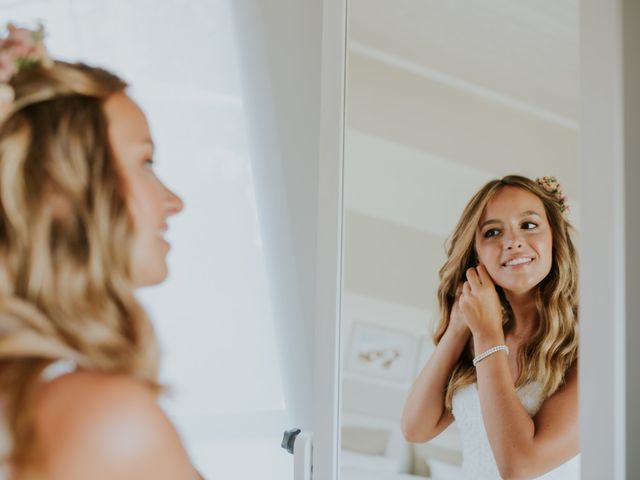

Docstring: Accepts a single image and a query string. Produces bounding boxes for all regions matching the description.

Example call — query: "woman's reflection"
[402,175,579,479]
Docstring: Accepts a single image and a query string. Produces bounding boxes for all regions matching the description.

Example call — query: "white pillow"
[426,458,463,480]
[340,450,401,473]
[341,426,390,455]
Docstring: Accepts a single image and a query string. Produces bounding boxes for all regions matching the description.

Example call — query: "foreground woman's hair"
[0,59,160,466]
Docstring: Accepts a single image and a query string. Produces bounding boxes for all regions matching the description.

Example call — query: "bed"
[339,414,463,480]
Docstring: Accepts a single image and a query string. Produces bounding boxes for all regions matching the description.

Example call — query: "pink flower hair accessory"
[536,176,569,213]
[0,22,53,123]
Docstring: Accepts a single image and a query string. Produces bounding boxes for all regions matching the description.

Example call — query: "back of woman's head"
[0,26,159,466]
[2,61,125,293]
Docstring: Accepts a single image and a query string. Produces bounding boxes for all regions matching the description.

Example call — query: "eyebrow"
[479,210,542,229]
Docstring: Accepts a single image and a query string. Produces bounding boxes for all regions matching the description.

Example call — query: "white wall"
[230,0,323,432]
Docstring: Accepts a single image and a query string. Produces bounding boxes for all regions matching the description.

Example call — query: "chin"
[148,267,169,286]
[495,278,540,296]
[501,285,535,296]
[144,274,168,287]
[133,263,169,288]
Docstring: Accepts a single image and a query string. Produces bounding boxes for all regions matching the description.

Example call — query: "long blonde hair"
[435,175,578,410]
[0,61,160,465]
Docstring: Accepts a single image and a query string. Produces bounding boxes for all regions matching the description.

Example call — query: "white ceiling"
[349,0,579,122]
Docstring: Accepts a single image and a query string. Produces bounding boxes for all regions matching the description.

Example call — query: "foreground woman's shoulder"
[30,370,194,480]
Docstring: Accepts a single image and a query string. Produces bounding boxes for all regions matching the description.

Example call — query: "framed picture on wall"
[345,321,419,384]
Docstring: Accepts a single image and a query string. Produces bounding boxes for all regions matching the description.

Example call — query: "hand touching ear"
[459,264,503,337]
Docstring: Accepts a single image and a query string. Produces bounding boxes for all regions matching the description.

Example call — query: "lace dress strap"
[41,359,77,382]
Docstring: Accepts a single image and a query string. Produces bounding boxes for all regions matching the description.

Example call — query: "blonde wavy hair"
[435,175,578,411]
[0,61,160,466]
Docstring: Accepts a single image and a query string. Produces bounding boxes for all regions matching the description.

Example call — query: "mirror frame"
[580,0,640,478]
[315,0,347,479]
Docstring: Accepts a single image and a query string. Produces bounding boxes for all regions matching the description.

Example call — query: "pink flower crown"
[536,176,569,213]
[0,22,53,123]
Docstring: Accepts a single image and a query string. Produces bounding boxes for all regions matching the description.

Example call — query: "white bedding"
[340,450,463,480]
[339,416,462,480]
[340,451,428,480]
[340,467,427,480]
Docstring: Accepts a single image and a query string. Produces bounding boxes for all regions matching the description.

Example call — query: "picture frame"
[345,320,419,384]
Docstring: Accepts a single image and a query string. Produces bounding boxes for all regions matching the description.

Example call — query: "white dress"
[451,381,580,480]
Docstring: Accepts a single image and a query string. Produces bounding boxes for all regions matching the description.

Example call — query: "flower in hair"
[0,22,52,122]
[536,176,569,213]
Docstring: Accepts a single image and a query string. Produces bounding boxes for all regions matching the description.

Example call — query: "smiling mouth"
[502,257,534,267]
[155,228,170,245]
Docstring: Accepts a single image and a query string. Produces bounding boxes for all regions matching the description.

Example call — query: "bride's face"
[104,92,183,287]
[474,186,553,295]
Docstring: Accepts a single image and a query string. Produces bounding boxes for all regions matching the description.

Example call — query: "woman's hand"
[459,264,503,338]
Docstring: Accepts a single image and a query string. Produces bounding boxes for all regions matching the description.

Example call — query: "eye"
[483,228,500,238]
[522,221,538,230]
[143,158,155,170]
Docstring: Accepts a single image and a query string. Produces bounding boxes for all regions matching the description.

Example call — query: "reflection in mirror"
[340,1,579,479]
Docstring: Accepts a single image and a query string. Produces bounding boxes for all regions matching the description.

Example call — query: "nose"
[163,184,184,216]
[504,230,524,250]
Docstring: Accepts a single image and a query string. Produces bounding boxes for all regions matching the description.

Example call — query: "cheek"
[127,180,159,230]
[474,241,495,266]
[474,242,503,279]
[537,235,554,272]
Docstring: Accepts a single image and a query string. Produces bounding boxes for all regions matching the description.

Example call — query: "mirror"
[339,1,579,478]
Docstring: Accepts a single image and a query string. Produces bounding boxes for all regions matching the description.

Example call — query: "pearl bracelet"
[473,345,509,366]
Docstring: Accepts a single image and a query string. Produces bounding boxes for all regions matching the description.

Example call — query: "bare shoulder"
[29,370,195,480]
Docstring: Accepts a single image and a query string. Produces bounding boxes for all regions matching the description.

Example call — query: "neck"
[504,289,539,337]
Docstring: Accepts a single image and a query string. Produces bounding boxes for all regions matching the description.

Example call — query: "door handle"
[282,428,313,480]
